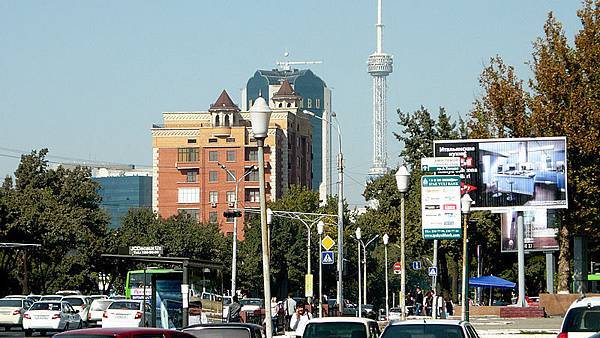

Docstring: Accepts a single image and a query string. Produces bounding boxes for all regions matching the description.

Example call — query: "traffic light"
[223,210,242,218]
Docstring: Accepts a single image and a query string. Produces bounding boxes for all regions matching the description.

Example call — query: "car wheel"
[24,329,33,337]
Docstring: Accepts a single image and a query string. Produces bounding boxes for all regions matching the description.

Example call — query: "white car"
[62,296,91,325]
[102,300,150,328]
[381,319,481,338]
[387,307,402,321]
[303,317,380,338]
[40,295,64,302]
[559,296,600,338]
[87,299,113,327]
[0,298,31,331]
[22,301,82,336]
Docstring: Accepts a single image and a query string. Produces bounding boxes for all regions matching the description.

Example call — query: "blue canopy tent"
[469,275,515,306]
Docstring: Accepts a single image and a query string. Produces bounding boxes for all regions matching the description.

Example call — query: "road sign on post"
[411,261,422,270]
[321,235,335,251]
[393,262,402,275]
[428,267,438,277]
[322,251,335,265]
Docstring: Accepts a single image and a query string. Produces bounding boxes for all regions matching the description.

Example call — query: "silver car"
[381,319,480,338]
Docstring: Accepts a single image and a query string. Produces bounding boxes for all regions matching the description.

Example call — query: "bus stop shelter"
[102,254,223,328]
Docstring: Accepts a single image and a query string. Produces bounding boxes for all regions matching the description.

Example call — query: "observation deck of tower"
[368,0,393,177]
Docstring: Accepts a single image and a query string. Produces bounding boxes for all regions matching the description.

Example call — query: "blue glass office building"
[94,176,153,228]
[243,69,331,193]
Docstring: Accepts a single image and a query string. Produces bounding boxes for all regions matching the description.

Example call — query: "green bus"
[125,268,181,300]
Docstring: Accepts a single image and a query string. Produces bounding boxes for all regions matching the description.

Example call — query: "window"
[186,170,198,183]
[307,98,312,108]
[178,188,199,203]
[316,98,321,108]
[209,151,218,162]
[246,170,259,182]
[209,212,218,223]
[209,171,218,182]
[209,191,218,203]
[246,148,258,161]
[246,189,260,202]
[226,215,234,223]
[208,138,218,143]
[226,170,236,182]
[226,150,236,162]
[178,148,198,162]
[226,191,236,203]
[226,137,236,143]
[179,209,199,220]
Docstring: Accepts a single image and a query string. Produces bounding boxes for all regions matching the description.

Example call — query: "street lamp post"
[395,165,410,321]
[218,163,257,297]
[305,110,345,313]
[355,227,362,318]
[359,235,379,305]
[383,233,389,320]
[249,97,273,338]
[461,193,473,322]
[317,221,324,318]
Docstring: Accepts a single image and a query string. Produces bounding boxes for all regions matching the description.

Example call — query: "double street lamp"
[395,165,410,321]
[218,163,257,297]
[249,97,273,338]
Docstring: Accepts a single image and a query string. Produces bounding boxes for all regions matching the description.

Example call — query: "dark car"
[182,323,264,338]
[52,327,196,338]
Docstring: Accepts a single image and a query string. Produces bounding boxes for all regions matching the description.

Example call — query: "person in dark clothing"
[414,287,424,316]
[228,295,242,322]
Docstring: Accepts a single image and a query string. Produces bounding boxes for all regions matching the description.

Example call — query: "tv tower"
[368,0,393,177]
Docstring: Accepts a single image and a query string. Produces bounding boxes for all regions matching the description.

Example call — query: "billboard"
[421,175,462,239]
[433,137,567,211]
[501,209,559,252]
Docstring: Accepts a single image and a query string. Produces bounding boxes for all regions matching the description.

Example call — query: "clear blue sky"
[0,0,582,207]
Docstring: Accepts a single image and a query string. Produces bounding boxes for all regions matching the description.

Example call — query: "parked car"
[559,296,600,338]
[57,290,82,296]
[303,317,380,338]
[53,327,196,337]
[102,300,150,328]
[88,295,109,301]
[388,307,402,321]
[87,299,113,327]
[0,298,30,331]
[361,304,377,320]
[41,295,64,302]
[62,296,92,325]
[381,319,481,338]
[525,296,540,307]
[3,295,28,299]
[240,298,264,313]
[27,295,42,303]
[183,323,264,338]
[109,295,126,300]
[23,301,82,336]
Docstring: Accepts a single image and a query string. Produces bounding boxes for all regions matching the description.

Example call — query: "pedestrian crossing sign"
[321,251,335,265]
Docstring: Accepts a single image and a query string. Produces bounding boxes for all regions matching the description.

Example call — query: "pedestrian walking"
[284,293,297,331]
[425,291,433,316]
[188,299,208,325]
[228,295,242,323]
[414,287,424,316]
[270,297,279,335]
[290,303,312,338]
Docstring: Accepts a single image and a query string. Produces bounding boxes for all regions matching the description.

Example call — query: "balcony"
[176,161,200,169]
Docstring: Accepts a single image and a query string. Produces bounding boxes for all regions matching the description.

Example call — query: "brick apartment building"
[151,81,312,238]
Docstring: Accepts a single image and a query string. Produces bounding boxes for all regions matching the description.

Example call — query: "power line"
[0,147,152,168]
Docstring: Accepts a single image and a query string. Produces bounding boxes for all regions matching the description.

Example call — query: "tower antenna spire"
[376,0,383,53]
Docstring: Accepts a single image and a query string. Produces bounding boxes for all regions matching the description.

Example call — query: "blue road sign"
[428,267,438,276]
[321,251,335,265]
[411,261,422,270]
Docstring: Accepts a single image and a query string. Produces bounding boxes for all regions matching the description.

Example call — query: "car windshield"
[91,300,113,311]
[109,301,141,310]
[184,327,250,338]
[390,308,401,312]
[42,296,62,301]
[303,322,366,338]
[30,302,61,311]
[241,299,262,306]
[0,299,22,307]
[382,324,465,338]
[64,298,85,306]
[563,306,600,332]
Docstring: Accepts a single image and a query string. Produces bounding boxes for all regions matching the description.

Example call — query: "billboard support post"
[546,252,555,294]
[432,239,438,319]
[517,212,526,307]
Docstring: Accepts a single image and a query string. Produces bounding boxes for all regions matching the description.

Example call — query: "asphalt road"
[0,328,53,337]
